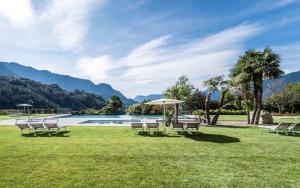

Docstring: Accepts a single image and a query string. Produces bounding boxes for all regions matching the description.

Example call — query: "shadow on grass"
[22,131,70,137]
[136,131,181,138]
[207,125,252,128]
[275,132,300,137]
[181,132,240,143]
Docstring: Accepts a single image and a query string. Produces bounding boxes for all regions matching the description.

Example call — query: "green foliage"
[164,75,194,100]
[193,109,205,116]
[127,101,162,115]
[164,75,194,119]
[185,89,206,112]
[265,82,300,113]
[194,109,247,115]
[203,75,225,93]
[109,95,123,115]
[230,47,284,124]
[79,108,101,115]
[100,95,123,115]
[0,76,106,111]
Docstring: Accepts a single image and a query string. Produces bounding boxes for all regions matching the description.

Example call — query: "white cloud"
[40,0,102,50]
[0,0,105,51]
[0,0,34,27]
[273,43,300,74]
[73,24,262,97]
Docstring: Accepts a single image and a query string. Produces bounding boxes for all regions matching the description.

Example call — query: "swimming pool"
[65,115,162,119]
[62,115,162,126]
[61,114,195,126]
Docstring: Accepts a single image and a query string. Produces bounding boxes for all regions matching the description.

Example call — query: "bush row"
[193,109,247,115]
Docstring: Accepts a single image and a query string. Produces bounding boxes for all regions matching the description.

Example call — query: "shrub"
[193,109,246,115]
[79,108,101,115]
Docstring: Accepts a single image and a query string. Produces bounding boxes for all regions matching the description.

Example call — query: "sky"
[0,0,300,98]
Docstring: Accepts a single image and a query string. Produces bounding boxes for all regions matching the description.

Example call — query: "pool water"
[64,114,195,126]
[79,120,131,125]
[65,115,162,119]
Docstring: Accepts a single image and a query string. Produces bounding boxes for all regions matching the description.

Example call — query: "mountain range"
[0,76,106,110]
[0,62,135,105]
[136,70,300,101]
[1,61,299,104]
[134,94,163,102]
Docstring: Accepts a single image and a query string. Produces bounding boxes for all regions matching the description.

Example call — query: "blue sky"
[0,0,300,97]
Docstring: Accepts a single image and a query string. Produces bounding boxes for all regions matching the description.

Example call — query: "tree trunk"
[175,103,179,123]
[251,76,258,124]
[211,90,228,125]
[243,91,250,124]
[254,78,263,125]
[205,92,212,125]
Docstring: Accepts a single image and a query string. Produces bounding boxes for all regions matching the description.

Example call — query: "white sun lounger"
[146,120,159,133]
[42,117,65,135]
[288,118,300,135]
[15,119,31,135]
[259,122,294,135]
[130,119,143,132]
[28,118,45,135]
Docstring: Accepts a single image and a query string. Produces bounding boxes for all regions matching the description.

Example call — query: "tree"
[231,47,284,124]
[265,82,300,114]
[211,80,231,125]
[185,89,206,112]
[0,76,106,111]
[203,75,223,125]
[230,58,252,124]
[164,75,194,121]
[109,95,123,115]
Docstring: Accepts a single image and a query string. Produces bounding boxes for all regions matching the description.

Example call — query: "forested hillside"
[0,62,136,104]
[0,77,106,110]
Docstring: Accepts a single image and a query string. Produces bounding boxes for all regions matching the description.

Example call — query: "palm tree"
[230,56,252,124]
[211,80,231,125]
[164,86,180,120]
[203,75,224,125]
[232,47,284,124]
[251,47,284,124]
[164,75,194,122]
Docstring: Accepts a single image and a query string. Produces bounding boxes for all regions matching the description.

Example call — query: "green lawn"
[0,126,299,188]
[218,115,247,121]
[0,114,51,120]
[218,115,300,122]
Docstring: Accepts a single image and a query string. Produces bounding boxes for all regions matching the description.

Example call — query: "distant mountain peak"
[134,94,163,103]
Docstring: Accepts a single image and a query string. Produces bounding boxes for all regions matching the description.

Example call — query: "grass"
[0,114,51,120]
[218,115,300,122]
[218,115,247,121]
[0,126,299,188]
[1,114,298,122]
